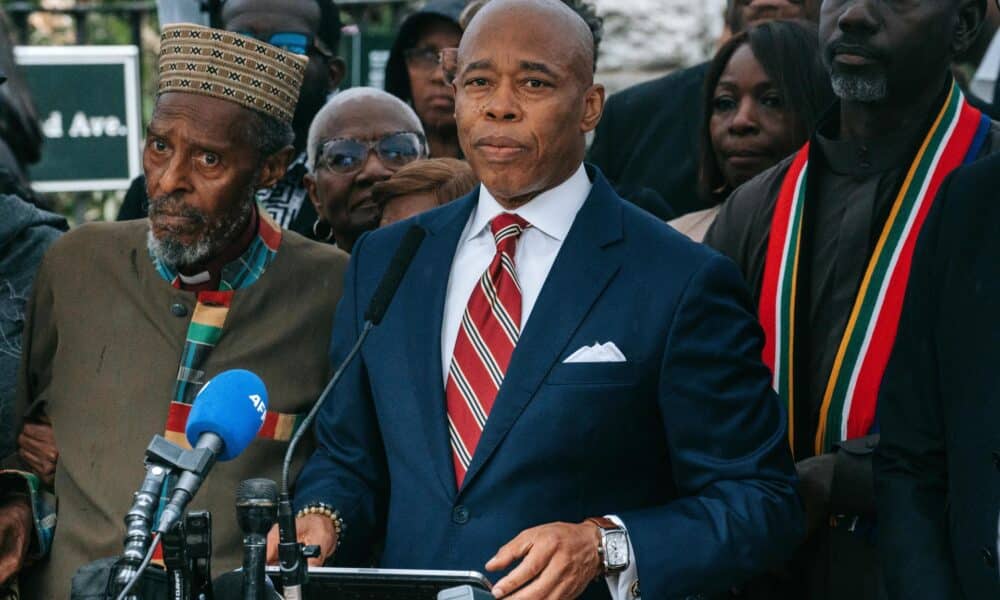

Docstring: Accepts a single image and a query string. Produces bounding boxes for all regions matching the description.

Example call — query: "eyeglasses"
[316,132,427,174]
[404,46,447,72]
[236,31,334,60]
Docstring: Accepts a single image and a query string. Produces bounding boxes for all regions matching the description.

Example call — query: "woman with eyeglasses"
[384,0,465,159]
[304,88,429,253]
[669,19,834,242]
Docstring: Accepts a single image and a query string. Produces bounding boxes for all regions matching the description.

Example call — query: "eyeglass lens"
[320,133,425,173]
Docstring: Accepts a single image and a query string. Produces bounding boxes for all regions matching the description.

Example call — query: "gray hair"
[306,87,425,172]
[245,110,295,158]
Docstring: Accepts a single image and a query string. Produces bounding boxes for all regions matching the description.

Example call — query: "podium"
[265,566,492,599]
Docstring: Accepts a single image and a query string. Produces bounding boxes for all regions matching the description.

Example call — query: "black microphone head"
[237,478,279,504]
[364,225,427,325]
[236,478,279,536]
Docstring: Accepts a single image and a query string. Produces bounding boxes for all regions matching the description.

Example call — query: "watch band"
[587,516,619,531]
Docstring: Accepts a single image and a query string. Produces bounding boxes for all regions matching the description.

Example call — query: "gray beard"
[831,72,889,103]
[147,198,254,270]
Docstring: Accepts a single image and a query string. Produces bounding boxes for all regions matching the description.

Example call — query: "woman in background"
[670,19,833,241]
[374,157,477,227]
[384,1,465,159]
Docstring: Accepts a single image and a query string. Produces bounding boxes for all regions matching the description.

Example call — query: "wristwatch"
[587,517,630,574]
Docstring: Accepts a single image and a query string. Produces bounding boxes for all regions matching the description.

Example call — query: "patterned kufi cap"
[157,23,307,124]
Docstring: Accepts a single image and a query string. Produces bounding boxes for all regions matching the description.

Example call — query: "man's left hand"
[486,521,602,599]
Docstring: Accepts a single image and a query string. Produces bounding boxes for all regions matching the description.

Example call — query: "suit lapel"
[406,193,477,499]
[459,170,625,493]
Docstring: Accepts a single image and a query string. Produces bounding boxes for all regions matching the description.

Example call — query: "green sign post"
[14,45,142,193]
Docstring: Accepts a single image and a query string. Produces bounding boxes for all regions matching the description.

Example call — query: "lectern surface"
[265,566,491,600]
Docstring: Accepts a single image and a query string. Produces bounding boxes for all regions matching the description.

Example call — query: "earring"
[312,218,335,242]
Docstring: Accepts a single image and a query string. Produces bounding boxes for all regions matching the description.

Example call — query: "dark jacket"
[384,0,466,106]
[0,194,64,457]
[293,167,804,598]
[875,153,1000,599]
[587,63,710,220]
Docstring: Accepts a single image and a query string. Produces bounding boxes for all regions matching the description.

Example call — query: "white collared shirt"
[440,163,591,379]
[438,163,641,600]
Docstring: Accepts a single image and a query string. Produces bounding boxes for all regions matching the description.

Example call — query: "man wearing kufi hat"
[0,24,348,599]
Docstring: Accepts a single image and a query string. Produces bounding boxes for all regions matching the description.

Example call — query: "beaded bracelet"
[296,503,345,551]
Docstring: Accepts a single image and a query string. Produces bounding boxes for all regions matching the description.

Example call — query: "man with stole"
[705,0,999,597]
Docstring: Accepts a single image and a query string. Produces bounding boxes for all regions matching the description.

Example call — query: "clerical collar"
[176,206,259,293]
[814,81,952,177]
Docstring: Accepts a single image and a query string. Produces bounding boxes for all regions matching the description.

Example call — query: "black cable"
[280,320,374,495]
[115,531,162,600]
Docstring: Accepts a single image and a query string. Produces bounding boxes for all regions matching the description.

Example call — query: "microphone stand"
[111,435,218,599]
[277,224,427,600]
[111,457,170,599]
[277,320,374,600]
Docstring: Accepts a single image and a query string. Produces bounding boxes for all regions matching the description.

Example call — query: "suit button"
[170,303,188,317]
[452,505,470,525]
[992,451,1000,472]
[982,546,997,568]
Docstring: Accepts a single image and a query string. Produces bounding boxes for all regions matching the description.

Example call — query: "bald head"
[307,87,423,171]
[452,0,605,207]
[462,0,596,82]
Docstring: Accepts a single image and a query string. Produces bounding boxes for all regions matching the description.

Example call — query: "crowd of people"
[0,0,998,598]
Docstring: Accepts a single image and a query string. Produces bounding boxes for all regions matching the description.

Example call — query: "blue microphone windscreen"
[186,369,268,461]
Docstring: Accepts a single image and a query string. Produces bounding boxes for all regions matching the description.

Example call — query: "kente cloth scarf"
[759,82,990,456]
[150,211,305,444]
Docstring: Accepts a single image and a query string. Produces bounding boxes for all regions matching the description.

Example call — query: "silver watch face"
[604,531,629,569]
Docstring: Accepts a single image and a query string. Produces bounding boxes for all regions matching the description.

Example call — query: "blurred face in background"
[709,43,805,188]
[730,0,821,31]
[222,0,345,149]
[380,192,440,227]
[406,18,463,133]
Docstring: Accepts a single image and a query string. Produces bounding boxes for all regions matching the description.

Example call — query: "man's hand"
[18,420,58,487]
[0,495,33,585]
[486,521,603,599]
[264,514,337,567]
[796,453,836,535]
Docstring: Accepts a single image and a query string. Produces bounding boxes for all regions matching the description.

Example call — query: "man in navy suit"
[275,1,804,597]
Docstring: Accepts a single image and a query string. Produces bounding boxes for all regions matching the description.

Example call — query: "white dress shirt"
[439,163,641,599]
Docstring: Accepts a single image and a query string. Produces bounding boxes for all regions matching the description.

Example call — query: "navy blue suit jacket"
[294,167,804,598]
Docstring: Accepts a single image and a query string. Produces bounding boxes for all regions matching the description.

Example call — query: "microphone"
[364,225,427,324]
[277,224,427,599]
[236,478,279,600]
[156,369,269,534]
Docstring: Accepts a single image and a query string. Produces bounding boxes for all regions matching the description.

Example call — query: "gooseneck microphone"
[236,478,279,600]
[115,370,269,600]
[277,224,427,599]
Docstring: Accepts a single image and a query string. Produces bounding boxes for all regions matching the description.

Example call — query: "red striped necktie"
[446,213,529,487]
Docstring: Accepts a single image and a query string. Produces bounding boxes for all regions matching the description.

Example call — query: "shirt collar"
[176,205,259,292]
[467,163,591,243]
[813,80,951,176]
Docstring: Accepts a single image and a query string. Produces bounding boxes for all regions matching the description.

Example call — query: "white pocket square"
[563,341,627,363]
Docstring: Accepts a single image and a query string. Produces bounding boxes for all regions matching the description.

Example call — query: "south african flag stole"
[759,82,990,456]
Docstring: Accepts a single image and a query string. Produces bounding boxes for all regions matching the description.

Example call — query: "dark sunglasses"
[316,132,427,174]
[236,31,334,59]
